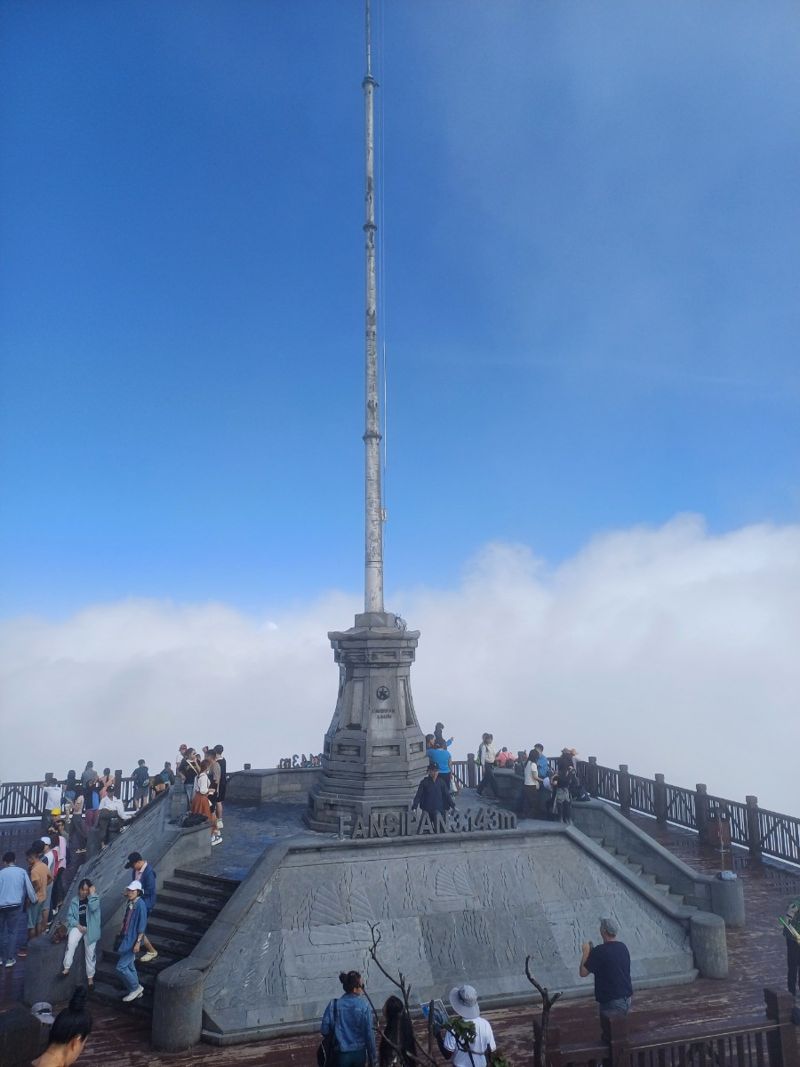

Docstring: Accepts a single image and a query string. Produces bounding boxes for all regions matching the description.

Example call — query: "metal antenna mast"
[363,0,384,615]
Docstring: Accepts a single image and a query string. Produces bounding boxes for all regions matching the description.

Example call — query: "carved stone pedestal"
[305,612,428,832]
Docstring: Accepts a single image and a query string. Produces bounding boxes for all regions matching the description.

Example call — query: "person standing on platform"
[579,918,633,1022]
[125,852,158,962]
[320,969,376,1067]
[26,845,51,942]
[41,776,63,831]
[433,722,453,748]
[213,745,227,830]
[131,760,150,810]
[412,764,455,821]
[378,995,416,1067]
[97,784,132,846]
[476,734,497,799]
[782,896,800,996]
[61,879,100,988]
[192,759,222,845]
[0,851,36,967]
[522,750,541,818]
[441,985,497,1066]
[426,739,453,792]
[115,879,148,1002]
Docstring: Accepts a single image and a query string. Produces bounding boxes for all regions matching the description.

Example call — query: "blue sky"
[1,0,798,619]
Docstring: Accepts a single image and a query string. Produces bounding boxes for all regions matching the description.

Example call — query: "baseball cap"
[124,852,143,869]
[126,880,143,892]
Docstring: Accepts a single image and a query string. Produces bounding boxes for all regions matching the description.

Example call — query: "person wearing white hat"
[442,985,497,1066]
[115,880,148,1002]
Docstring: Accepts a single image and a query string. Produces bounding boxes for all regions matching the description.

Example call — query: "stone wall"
[225,768,321,803]
[199,825,695,1042]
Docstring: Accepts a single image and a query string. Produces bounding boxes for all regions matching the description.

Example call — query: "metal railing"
[537,989,797,1067]
[0,774,138,821]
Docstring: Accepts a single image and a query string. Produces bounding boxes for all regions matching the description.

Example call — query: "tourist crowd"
[0,740,229,974]
[410,722,589,826]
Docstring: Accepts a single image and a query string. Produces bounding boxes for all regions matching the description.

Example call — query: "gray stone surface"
[306,617,428,831]
[200,827,695,1040]
[226,768,321,804]
[689,912,729,978]
[152,963,205,1051]
[710,876,746,928]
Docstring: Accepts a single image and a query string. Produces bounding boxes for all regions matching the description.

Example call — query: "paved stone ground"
[3,797,799,1065]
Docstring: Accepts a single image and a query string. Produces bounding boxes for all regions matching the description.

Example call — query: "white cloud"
[2,515,798,816]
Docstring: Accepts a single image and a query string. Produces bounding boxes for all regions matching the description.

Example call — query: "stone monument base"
[193,822,697,1044]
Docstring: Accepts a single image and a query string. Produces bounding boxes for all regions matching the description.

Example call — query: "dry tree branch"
[364,922,441,1067]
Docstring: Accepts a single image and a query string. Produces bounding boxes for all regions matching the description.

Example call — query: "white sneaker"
[4,959,15,968]
[139,950,158,963]
[122,985,144,1002]
[211,833,223,846]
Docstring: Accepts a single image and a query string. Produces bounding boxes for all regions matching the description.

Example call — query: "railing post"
[746,795,762,861]
[654,773,667,825]
[587,756,599,797]
[467,753,477,789]
[696,784,709,843]
[545,1024,563,1067]
[764,988,800,1067]
[606,1013,630,1067]
[618,765,631,816]
[243,763,251,771]
[114,769,123,797]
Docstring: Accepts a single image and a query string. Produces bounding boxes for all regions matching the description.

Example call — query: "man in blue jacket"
[124,852,158,963]
[116,880,148,1002]
[0,851,36,967]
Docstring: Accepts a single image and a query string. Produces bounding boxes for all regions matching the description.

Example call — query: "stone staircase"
[588,835,699,913]
[92,868,240,1012]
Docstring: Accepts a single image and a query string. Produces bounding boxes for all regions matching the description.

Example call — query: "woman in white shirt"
[191,760,222,846]
[522,749,541,819]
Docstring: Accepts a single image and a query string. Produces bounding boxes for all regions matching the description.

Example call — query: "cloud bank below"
[2,515,798,815]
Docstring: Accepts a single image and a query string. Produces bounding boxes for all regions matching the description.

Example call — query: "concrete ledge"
[225,768,321,803]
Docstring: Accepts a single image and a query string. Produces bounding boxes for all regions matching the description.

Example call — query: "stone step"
[641,872,658,884]
[173,868,240,892]
[162,878,233,903]
[149,903,209,929]
[157,892,226,916]
[146,918,204,946]
[94,961,157,995]
[103,948,182,974]
[651,881,671,895]
[623,862,643,876]
[91,977,153,1014]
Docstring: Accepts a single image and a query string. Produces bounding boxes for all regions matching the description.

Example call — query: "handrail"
[4,756,799,869]
[446,753,800,869]
[536,988,795,1067]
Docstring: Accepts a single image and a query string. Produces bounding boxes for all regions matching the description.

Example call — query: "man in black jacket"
[412,764,455,820]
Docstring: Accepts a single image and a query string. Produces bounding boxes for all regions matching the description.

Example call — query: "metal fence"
[0,775,137,821]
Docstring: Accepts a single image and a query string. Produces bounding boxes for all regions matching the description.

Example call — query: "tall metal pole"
[363,0,384,614]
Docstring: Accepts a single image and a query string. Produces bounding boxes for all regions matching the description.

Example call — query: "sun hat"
[448,984,480,1020]
[126,880,143,892]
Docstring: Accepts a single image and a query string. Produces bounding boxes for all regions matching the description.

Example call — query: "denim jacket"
[321,993,376,1064]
